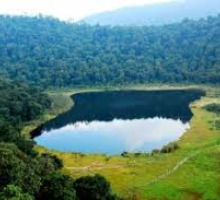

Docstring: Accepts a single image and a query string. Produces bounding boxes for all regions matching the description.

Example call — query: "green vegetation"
[22,91,74,136]
[75,174,120,200]
[0,185,33,200]
[203,103,220,114]
[0,78,51,152]
[1,12,220,200]
[2,79,220,199]
[1,15,220,87]
[0,79,119,200]
[160,142,180,154]
[34,87,220,200]
[203,103,220,131]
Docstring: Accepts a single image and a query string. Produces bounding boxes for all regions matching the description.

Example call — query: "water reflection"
[35,118,189,154]
[33,90,204,154]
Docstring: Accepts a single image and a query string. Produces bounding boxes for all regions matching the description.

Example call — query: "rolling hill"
[82,0,220,26]
[1,15,220,87]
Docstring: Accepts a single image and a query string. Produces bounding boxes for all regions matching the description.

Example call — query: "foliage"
[0,143,41,195]
[203,103,220,114]
[121,151,129,157]
[1,15,220,87]
[0,78,51,152]
[160,142,180,154]
[0,79,119,200]
[0,78,51,123]
[0,185,33,200]
[151,149,160,155]
[39,153,64,172]
[37,172,76,200]
[74,174,119,200]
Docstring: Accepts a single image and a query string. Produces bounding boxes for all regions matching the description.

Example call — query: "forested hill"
[0,78,119,199]
[1,15,220,87]
[83,0,220,26]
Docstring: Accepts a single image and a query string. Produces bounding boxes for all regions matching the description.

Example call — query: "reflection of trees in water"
[31,90,204,138]
[74,121,90,128]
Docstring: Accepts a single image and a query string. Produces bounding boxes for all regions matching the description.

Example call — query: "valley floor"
[27,85,220,200]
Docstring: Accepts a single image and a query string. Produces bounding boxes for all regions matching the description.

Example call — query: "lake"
[32,90,204,155]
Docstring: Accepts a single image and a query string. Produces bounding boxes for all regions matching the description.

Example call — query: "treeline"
[0,78,119,200]
[0,78,51,151]
[0,15,220,87]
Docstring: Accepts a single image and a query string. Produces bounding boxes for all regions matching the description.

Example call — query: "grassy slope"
[32,85,220,200]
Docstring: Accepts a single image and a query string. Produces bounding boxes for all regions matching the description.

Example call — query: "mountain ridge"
[1,14,220,87]
[82,0,220,26]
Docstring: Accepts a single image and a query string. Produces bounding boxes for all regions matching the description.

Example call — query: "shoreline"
[22,85,220,199]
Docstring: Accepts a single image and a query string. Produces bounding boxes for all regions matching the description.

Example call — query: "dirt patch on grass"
[182,190,202,200]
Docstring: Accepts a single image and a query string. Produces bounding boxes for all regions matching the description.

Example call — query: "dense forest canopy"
[0,78,119,200]
[0,79,51,122]
[0,78,51,146]
[0,10,219,200]
[0,14,220,87]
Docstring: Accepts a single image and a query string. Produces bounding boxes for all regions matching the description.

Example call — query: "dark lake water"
[32,90,204,155]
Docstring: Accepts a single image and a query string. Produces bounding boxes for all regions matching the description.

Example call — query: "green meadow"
[27,85,220,200]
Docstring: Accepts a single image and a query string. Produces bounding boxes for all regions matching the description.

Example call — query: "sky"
[0,0,176,21]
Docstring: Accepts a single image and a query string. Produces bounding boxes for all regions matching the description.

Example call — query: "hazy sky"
[0,0,176,21]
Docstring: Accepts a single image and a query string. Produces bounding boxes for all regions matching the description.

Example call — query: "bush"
[160,142,180,154]
[121,151,129,157]
[0,185,33,200]
[0,143,41,195]
[151,149,160,155]
[203,103,220,114]
[74,174,118,200]
[38,172,76,200]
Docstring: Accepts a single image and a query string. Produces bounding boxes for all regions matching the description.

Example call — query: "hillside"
[82,0,220,26]
[1,15,220,87]
[0,79,119,200]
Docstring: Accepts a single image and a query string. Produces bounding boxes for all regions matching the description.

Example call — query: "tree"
[38,172,76,200]
[1,15,220,87]
[0,143,41,195]
[0,78,118,200]
[0,143,26,189]
[38,154,63,177]
[74,174,118,200]
[0,185,33,200]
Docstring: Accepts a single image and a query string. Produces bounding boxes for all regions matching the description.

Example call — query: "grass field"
[31,85,220,200]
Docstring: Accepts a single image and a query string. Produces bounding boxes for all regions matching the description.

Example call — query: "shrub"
[38,172,76,200]
[203,103,220,114]
[160,142,180,154]
[151,149,160,155]
[74,174,119,200]
[121,151,129,157]
[0,185,33,200]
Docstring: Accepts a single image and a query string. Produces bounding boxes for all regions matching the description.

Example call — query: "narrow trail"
[144,151,200,187]
[65,163,135,172]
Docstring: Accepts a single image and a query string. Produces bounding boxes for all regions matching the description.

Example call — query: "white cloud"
[0,0,176,21]
[38,118,189,153]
